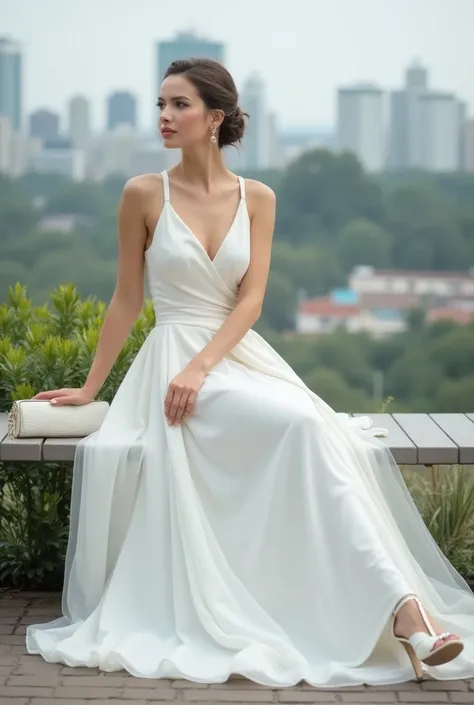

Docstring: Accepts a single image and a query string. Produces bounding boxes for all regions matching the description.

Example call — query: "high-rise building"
[29,109,60,143]
[0,37,22,131]
[107,92,137,132]
[156,32,224,91]
[336,84,385,172]
[388,60,429,170]
[68,95,91,149]
[240,74,267,170]
[0,115,12,173]
[463,118,474,172]
[405,61,428,91]
[418,93,462,171]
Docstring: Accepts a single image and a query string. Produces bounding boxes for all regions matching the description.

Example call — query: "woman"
[27,58,474,688]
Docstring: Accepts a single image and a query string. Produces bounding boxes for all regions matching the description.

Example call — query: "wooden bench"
[1,412,474,466]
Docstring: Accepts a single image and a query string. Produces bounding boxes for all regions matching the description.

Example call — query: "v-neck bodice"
[145,170,251,328]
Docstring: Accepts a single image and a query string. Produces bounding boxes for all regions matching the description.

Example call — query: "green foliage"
[0,283,155,411]
[0,284,155,589]
[0,462,71,589]
[403,466,474,579]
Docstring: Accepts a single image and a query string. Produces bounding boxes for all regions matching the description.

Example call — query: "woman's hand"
[164,363,207,426]
[32,387,95,406]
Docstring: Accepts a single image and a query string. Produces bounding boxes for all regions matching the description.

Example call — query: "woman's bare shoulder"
[243,179,276,217]
[123,173,164,198]
[244,178,275,201]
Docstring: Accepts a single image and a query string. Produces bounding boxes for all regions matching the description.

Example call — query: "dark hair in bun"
[163,58,248,148]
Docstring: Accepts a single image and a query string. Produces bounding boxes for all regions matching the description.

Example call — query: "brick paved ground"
[1,592,472,704]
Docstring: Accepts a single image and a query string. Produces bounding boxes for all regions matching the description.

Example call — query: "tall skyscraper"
[336,84,385,172]
[388,60,429,170]
[389,61,463,172]
[240,74,267,170]
[68,95,91,149]
[418,93,462,171]
[405,61,428,91]
[156,32,224,92]
[29,109,60,143]
[107,92,137,132]
[0,115,12,172]
[463,119,474,173]
[0,37,22,131]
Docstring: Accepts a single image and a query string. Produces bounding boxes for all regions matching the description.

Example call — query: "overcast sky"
[2,0,473,132]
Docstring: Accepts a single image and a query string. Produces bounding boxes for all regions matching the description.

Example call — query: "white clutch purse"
[7,399,110,439]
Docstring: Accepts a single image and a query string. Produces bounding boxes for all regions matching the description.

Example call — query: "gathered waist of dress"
[154,305,233,330]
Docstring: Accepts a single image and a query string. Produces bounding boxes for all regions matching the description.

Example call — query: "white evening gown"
[27,172,474,687]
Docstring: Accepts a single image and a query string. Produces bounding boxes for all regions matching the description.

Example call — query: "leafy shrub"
[0,283,154,588]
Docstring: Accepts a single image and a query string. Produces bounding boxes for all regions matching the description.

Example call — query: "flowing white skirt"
[26,322,474,687]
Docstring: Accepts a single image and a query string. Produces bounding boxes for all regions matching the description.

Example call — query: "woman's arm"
[164,180,276,425]
[34,177,151,406]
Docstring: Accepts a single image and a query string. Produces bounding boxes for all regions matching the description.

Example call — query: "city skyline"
[1,0,473,131]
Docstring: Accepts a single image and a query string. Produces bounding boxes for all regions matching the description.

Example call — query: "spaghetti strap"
[238,176,246,200]
[161,171,170,202]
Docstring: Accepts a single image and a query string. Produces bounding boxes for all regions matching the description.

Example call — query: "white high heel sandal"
[392,594,464,681]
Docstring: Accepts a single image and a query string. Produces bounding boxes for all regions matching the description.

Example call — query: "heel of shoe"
[399,638,424,682]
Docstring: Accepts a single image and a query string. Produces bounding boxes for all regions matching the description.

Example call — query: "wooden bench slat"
[430,414,474,464]
[0,437,45,462]
[353,413,418,464]
[42,438,80,462]
[0,411,45,461]
[393,413,458,465]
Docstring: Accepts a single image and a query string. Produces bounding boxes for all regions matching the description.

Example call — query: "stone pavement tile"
[210,680,276,690]
[182,688,275,701]
[121,689,177,700]
[0,616,20,624]
[61,666,102,675]
[59,675,126,687]
[30,701,102,705]
[450,696,474,703]
[172,680,209,689]
[0,624,15,634]
[32,702,148,705]
[7,673,60,686]
[54,686,123,698]
[0,655,18,666]
[421,679,468,690]
[278,692,340,702]
[0,685,55,697]
[339,694,397,703]
[14,661,62,675]
[0,699,29,705]
[124,678,173,688]
[0,634,27,645]
[398,692,449,702]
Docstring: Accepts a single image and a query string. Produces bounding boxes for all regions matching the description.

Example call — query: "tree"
[432,377,474,412]
[270,242,344,298]
[303,366,373,412]
[275,149,385,242]
[386,183,468,270]
[260,271,297,332]
[336,218,393,272]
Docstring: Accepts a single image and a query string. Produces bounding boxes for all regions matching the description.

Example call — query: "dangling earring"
[210,125,218,144]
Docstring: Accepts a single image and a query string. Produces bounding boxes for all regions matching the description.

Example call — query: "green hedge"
[1,284,474,589]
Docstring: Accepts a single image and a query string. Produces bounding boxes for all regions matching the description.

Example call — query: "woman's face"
[157,75,216,149]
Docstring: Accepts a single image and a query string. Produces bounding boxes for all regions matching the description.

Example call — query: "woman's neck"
[176,144,232,193]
